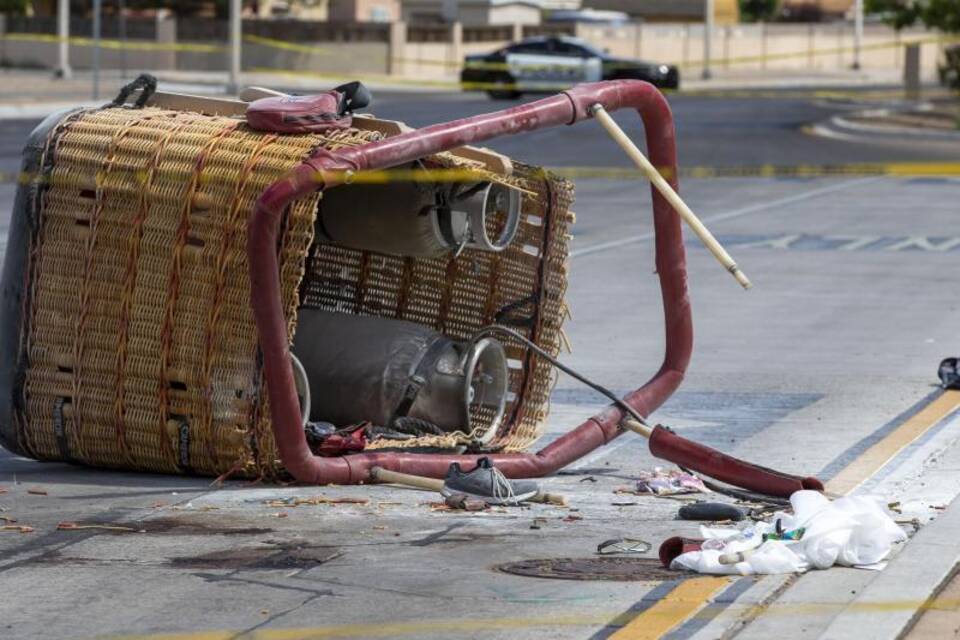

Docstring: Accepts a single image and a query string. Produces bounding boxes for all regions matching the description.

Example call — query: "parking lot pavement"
[0,173,958,639]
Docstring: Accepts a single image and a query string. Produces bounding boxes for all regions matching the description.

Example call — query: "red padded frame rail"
[247,80,822,497]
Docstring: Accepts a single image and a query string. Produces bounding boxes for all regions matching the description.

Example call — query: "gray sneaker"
[441,457,539,505]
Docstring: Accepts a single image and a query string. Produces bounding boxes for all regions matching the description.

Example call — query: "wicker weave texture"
[22,107,341,475]
[18,105,574,478]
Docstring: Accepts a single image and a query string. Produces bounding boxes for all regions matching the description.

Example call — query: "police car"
[460,35,679,99]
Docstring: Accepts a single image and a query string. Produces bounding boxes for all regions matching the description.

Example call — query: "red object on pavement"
[648,425,824,496]
[247,79,823,498]
[659,537,705,568]
[315,428,367,457]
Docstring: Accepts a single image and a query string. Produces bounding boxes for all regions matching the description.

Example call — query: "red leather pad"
[247,92,351,133]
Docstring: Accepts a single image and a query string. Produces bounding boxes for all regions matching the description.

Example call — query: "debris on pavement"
[1,525,34,533]
[625,468,710,496]
[938,357,960,389]
[371,464,566,506]
[57,521,141,533]
[885,499,947,525]
[306,423,369,457]
[441,458,539,506]
[444,493,490,511]
[662,491,906,575]
[678,502,746,522]
[27,489,48,496]
[597,538,652,555]
[264,496,370,508]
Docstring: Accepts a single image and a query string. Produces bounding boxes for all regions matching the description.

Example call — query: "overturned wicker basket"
[2,79,771,493]
[0,87,576,480]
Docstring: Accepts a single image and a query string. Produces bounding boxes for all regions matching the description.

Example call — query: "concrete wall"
[175,41,389,75]
[0,17,177,70]
[574,22,945,80]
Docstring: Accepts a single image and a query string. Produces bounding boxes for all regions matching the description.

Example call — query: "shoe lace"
[490,466,518,504]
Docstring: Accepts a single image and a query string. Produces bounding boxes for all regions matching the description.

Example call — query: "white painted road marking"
[570,177,882,258]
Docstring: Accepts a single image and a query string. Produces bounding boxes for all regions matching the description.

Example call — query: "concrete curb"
[0,75,448,120]
[834,109,960,140]
[808,105,960,148]
[0,81,231,120]
[0,101,100,120]
[819,492,960,640]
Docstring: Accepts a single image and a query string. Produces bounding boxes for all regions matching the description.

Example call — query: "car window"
[552,42,594,58]
[507,42,548,55]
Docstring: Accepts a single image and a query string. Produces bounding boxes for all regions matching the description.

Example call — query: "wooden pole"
[370,466,569,506]
[621,418,654,439]
[590,105,753,290]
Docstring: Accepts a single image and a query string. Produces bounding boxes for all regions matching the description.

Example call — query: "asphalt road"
[1,91,959,640]
[356,90,960,167]
[2,90,957,176]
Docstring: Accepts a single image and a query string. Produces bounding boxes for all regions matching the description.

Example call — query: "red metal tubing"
[249,80,691,484]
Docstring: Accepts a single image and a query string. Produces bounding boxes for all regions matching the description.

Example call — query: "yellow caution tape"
[4,31,956,72]
[3,162,960,189]
[676,34,959,70]
[0,32,227,53]
[453,34,959,72]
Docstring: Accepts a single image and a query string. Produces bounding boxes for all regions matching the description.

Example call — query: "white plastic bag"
[670,491,906,576]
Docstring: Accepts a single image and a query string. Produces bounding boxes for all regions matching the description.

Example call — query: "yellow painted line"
[95,596,960,640]
[102,612,634,639]
[605,389,960,638]
[6,163,960,190]
[86,391,960,640]
[827,390,960,496]
[609,577,731,640]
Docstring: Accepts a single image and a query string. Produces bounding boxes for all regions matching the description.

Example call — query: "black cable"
[467,325,649,426]
[453,180,490,202]
[685,469,790,506]
[467,324,786,506]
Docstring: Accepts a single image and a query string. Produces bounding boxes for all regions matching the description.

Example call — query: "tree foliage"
[739,0,780,23]
[866,0,960,32]
[0,0,30,15]
[868,0,960,94]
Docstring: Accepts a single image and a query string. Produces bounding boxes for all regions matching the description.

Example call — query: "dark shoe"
[441,458,538,505]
